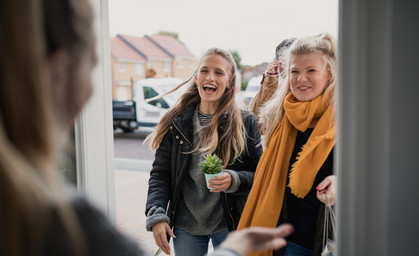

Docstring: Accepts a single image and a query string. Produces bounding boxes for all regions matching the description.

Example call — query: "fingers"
[268,238,287,251]
[268,60,279,68]
[208,172,232,192]
[266,60,279,73]
[275,224,294,237]
[152,222,172,255]
[316,175,337,206]
[229,224,293,254]
[247,224,294,239]
[166,224,176,239]
[316,176,332,191]
[274,224,294,238]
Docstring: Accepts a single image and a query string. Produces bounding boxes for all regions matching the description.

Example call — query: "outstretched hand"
[218,224,294,255]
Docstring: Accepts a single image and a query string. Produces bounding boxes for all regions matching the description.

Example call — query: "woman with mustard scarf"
[238,33,338,256]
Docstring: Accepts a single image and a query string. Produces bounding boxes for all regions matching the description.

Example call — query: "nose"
[298,72,308,82]
[206,71,215,81]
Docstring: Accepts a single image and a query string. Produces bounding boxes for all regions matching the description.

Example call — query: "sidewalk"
[114,168,159,254]
[114,162,214,255]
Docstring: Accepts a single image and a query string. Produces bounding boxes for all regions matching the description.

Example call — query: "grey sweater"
[173,109,227,235]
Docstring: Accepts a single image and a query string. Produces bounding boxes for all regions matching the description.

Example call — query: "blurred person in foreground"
[0,0,293,255]
[248,38,295,131]
[238,33,338,256]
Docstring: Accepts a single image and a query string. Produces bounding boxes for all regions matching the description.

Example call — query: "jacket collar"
[172,102,198,142]
[172,102,233,141]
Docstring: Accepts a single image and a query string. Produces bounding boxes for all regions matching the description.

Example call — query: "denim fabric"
[284,241,312,256]
[173,227,229,256]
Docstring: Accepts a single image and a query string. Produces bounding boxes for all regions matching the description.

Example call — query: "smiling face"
[195,54,231,113]
[289,53,330,102]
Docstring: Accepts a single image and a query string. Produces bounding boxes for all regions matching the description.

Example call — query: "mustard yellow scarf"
[237,93,335,256]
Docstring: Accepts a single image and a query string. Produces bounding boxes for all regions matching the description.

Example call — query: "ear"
[47,50,71,127]
[47,50,69,86]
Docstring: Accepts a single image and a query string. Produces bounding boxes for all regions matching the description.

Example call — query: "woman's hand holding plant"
[208,172,232,192]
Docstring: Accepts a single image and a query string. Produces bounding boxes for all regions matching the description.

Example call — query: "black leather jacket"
[145,103,262,231]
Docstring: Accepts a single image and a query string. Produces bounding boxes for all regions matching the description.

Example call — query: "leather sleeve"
[145,129,173,216]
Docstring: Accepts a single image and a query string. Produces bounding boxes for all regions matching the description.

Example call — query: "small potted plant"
[200,154,223,189]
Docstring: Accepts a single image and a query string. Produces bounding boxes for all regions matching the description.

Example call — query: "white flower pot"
[204,172,223,189]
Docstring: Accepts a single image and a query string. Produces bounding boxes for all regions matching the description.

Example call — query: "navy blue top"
[285,128,334,250]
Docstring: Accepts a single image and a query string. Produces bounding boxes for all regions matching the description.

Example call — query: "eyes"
[199,68,225,76]
[291,69,317,75]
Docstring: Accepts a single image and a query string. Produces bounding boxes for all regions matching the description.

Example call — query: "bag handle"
[322,193,336,248]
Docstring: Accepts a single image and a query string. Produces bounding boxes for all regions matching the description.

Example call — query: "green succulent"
[200,154,223,174]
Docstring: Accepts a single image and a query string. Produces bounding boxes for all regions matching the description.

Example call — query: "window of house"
[135,63,144,75]
[117,86,128,101]
[163,61,170,72]
[177,58,183,69]
[119,62,126,72]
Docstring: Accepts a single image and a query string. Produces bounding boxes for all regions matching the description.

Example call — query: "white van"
[113,77,185,131]
[133,77,184,127]
[244,75,262,105]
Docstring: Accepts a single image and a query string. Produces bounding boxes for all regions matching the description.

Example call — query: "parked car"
[112,100,138,133]
[113,77,184,132]
[244,75,262,105]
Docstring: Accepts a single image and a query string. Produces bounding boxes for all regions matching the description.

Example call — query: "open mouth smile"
[203,84,217,93]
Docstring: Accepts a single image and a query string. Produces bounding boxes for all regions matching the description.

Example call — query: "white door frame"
[74,0,116,220]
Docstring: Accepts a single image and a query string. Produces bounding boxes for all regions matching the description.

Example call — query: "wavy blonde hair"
[259,33,337,143]
[145,48,246,168]
[0,0,93,254]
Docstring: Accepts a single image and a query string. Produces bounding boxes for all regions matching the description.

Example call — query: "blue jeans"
[284,241,312,256]
[173,227,229,256]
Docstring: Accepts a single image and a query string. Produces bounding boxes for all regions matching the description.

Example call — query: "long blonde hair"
[0,0,93,254]
[146,48,247,168]
[260,33,337,142]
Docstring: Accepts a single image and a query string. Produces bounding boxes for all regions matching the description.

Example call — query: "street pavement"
[115,169,158,254]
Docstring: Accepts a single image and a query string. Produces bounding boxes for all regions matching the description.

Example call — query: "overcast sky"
[108,0,338,66]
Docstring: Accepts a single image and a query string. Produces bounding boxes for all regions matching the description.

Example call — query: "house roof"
[146,34,196,58]
[110,36,145,61]
[118,34,171,60]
